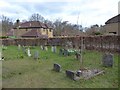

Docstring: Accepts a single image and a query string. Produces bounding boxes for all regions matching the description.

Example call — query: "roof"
[15,21,52,29]
[60,29,86,37]
[21,29,48,38]
[105,14,120,24]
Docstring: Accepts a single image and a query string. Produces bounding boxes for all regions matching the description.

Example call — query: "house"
[103,14,119,35]
[53,28,86,37]
[13,20,53,38]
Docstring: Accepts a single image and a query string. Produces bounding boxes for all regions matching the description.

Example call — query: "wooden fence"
[0,35,119,52]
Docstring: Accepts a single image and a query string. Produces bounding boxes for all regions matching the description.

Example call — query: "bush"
[0,36,8,39]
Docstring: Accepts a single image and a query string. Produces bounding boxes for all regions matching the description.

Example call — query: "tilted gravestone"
[34,51,39,60]
[66,70,76,80]
[102,53,113,67]
[53,63,61,72]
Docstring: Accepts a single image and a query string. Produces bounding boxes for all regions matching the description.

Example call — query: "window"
[109,32,117,34]
[49,29,52,32]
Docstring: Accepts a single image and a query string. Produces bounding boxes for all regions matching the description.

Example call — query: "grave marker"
[53,63,61,72]
[45,46,48,51]
[59,48,63,55]
[63,49,68,56]
[22,46,26,54]
[66,70,76,80]
[34,51,39,60]
[75,52,81,60]
[27,48,31,57]
[18,44,21,51]
[0,52,4,60]
[41,45,44,50]
[51,46,56,53]
[102,53,113,67]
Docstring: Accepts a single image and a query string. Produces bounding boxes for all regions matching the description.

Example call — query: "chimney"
[16,19,20,27]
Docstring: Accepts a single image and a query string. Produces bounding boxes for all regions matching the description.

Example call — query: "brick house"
[13,20,53,38]
[103,14,119,35]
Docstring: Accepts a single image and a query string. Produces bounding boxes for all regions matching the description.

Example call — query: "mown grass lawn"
[2,45,118,88]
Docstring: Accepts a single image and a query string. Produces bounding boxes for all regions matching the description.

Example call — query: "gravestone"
[59,48,63,55]
[41,45,45,50]
[34,51,39,60]
[45,46,48,51]
[22,46,26,54]
[0,52,4,60]
[63,49,68,56]
[76,70,82,77]
[27,48,31,57]
[75,52,81,60]
[18,44,21,51]
[51,46,56,53]
[66,70,76,80]
[53,63,61,72]
[102,53,113,67]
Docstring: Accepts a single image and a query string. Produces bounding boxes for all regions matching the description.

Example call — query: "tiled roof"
[15,21,52,29]
[105,14,120,24]
[21,29,48,38]
[60,29,86,36]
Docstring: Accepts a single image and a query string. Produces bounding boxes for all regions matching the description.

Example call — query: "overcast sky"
[0,0,119,27]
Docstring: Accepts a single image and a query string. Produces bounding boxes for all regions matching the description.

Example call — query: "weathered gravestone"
[76,70,82,77]
[22,46,26,54]
[53,63,61,72]
[63,49,69,56]
[0,52,4,60]
[18,44,21,51]
[59,48,63,55]
[102,53,113,67]
[34,51,39,60]
[45,46,48,51]
[27,48,31,57]
[41,45,45,50]
[66,70,76,80]
[51,46,56,53]
[75,52,81,60]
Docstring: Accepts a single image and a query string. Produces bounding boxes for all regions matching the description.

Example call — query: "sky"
[0,0,119,27]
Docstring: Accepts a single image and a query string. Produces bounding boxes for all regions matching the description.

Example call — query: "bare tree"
[29,13,45,22]
[0,15,13,34]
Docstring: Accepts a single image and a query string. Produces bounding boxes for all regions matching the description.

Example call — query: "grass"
[2,45,118,88]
